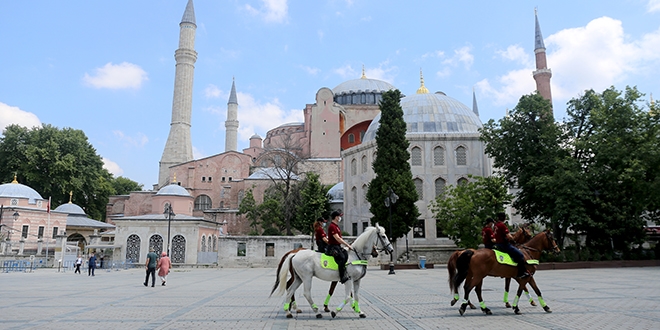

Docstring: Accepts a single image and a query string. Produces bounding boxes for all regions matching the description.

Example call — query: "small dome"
[363,92,482,143]
[54,202,86,215]
[250,134,262,140]
[156,183,191,197]
[0,180,43,203]
[327,182,344,202]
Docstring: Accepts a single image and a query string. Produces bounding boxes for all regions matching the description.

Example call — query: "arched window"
[126,234,140,263]
[351,158,357,176]
[171,235,186,263]
[348,134,355,143]
[352,186,358,206]
[433,146,445,166]
[212,236,217,252]
[149,234,163,256]
[194,195,212,210]
[361,155,368,173]
[362,184,368,204]
[414,178,423,200]
[457,177,468,186]
[201,235,207,252]
[435,178,446,197]
[411,147,422,166]
[456,146,467,166]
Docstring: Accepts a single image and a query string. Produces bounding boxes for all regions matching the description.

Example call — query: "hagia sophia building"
[1,0,552,265]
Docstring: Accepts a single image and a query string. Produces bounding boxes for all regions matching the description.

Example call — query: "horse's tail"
[447,250,462,293]
[270,251,297,297]
[451,249,474,293]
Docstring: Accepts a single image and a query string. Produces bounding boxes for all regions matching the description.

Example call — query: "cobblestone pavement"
[0,266,658,330]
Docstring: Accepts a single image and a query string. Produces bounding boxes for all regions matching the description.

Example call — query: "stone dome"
[332,74,396,106]
[327,182,344,202]
[156,183,191,197]
[0,180,43,203]
[54,202,86,215]
[362,91,482,143]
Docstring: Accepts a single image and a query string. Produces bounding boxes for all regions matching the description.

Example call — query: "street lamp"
[384,187,398,275]
[163,203,175,256]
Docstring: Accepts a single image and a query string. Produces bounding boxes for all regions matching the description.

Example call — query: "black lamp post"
[384,187,398,275]
[163,204,175,256]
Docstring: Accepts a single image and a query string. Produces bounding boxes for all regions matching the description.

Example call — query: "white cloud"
[204,84,222,98]
[83,62,148,90]
[480,16,660,108]
[333,64,357,79]
[496,45,532,67]
[442,46,474,70]
[235,92,303,142]
[102,157,123,177]
[113,130,148,148]
[648,0,660,12]
[0,102,41,133]
[245,0,288,23]
[299,65,320,75]
[317,30,324,41]
[192,146,205,160]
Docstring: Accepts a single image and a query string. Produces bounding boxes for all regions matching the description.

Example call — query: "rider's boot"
[339,266,349,284]
[517,264,530,279]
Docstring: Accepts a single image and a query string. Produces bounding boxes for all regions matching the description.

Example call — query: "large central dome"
[332,70,396,106]
[363,91,482,143]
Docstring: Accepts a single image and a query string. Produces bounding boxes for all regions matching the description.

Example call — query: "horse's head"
[375,224,394,255]
[513,223,532,244]
[370,245,379,258]
[544,229,561,254]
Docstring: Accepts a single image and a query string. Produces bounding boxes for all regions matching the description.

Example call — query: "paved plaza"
[0,265,658,329]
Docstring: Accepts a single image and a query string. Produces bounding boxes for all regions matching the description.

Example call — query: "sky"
[1,0,659,189]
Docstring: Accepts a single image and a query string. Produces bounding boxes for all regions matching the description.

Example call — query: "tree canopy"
[366,89,420,240]
[0,124,142,220]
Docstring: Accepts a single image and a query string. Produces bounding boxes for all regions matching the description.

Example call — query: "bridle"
[375,232,393,255]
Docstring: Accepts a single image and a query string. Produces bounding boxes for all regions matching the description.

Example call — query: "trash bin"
[418,256,426,269]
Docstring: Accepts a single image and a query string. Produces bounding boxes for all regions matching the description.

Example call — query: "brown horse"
[277,246,378,313]
[448,224,533,309]
[449,230,560,315]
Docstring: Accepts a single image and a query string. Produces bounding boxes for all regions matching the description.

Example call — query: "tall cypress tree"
[366,89,420,240]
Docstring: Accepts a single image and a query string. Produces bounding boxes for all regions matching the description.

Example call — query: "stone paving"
[0,265,658,329]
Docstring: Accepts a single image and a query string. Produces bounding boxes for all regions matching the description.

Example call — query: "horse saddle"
[493,250,539,266]
[319,254,368,270]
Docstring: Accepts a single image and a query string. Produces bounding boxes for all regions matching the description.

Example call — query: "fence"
[2,260,39,273]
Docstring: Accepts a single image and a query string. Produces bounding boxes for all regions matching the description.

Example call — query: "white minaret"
[225,78,239,152]
[159,0,197,187]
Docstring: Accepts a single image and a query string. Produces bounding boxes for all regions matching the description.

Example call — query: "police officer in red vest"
[493,213,530,278]
[326,211,352,283]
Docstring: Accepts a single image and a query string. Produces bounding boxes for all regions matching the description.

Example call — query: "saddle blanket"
[319,254,368,270]
[493,250,539,266]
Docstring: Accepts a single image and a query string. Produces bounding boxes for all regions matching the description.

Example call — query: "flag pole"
[46,197,51,264]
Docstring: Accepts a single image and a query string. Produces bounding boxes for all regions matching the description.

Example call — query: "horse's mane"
[351,225,380,251]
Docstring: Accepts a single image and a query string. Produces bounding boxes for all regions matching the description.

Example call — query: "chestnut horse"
[449,230,560,315]
[448,224,533,309]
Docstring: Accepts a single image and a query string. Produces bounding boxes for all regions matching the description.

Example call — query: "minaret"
[159,0,197,188]
[472,87,480,116]
[533,9,553,108]
[225,78,239,152]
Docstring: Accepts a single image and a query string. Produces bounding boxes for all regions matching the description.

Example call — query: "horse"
[449,229,560,315]
[448,224,533,309]
[270,224,393,319]
[282,246,379,313]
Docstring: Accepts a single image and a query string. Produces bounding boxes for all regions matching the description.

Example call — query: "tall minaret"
[472,87,480,117]
[225,78,239,152]
[159,0,197,188]
[533,9,553,108]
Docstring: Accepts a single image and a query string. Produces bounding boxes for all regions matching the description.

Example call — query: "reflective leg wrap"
[538,296,547,308]
[454,293,460,300]
[324,294,332,306]
[503,291,509,302]
[352,301,360,313]
[312,304,318,310]
[479,301,486,309]
[512,296,520,308]
[283,303,290,311]
[525,291,533,302]
[461,298,468,305]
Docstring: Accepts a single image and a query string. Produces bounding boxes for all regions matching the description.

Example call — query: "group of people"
[144,248,172,287]
[74,253,100,276]
[481,212,530,278]
[314,210,353,284]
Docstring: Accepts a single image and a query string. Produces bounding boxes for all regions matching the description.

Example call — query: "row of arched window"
[334,92,384,105]
[193,190,245,211]
[200,235,218,252]
[126,234,187,264]
[349,176,468,206]
[349,145,469,176]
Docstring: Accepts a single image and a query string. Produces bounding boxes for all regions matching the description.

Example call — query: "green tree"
[237,188,260,234]
[0,124,115,220]
[293,172,330,235]
[258,186,286,234]
[431,175,513,248]
[111,176,143,195]
[366,89,420,240]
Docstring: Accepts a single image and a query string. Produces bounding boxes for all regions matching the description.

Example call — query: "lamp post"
[384,187,398,275]
[163,204,175,256]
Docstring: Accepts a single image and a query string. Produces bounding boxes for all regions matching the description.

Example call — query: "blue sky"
[1,0,659,189]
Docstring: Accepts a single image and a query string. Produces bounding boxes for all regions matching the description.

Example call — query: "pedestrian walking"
[88,253,97,276]
[144,248,159,287]
[157,252,171,286]
[74,255,83,274]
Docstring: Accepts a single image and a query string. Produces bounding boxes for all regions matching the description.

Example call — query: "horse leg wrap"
[479,301,486,309]
[538,296,547,308]
[461,299,468,305]
[503,291,509,302]
[312,304,318,310]
[454,293,460,300]
[324,294,332,306]
[525,291,533,302]
[352,301,360,313]
[283,303,290,311]
[512,296,520,308]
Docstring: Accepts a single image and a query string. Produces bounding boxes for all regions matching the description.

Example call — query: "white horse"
[270,224,393,318]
